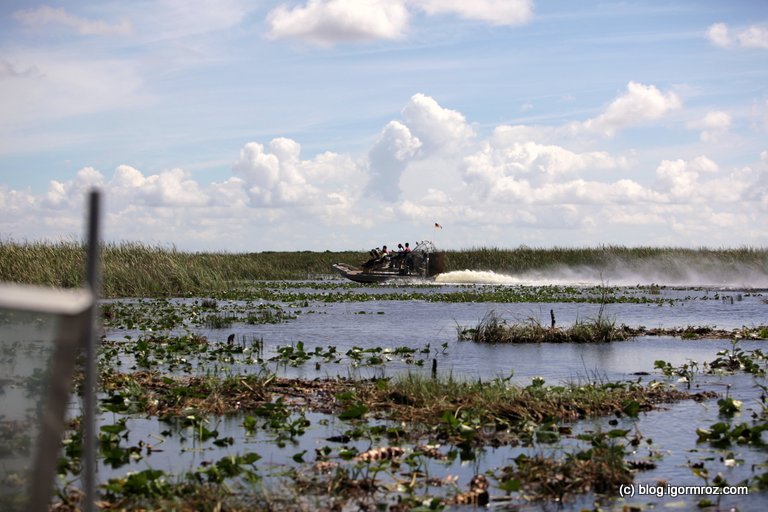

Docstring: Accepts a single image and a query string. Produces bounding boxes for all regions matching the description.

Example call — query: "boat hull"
[332,263,427,284]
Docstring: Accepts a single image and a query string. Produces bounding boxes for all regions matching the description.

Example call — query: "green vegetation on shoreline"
[0,240,366,297]
[2,240,767,297]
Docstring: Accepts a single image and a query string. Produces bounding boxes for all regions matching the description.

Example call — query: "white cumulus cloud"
[578,81,682,136]
[233,138,365,210]
[45,167,106,209]
[110,166,209,207]
[367,121,422,201]
[401,93,475,152]
[653,156,745,204]
[265,0,533,46]
[687,110,732,142]
[266,0,409,46]
[462,126,625,197]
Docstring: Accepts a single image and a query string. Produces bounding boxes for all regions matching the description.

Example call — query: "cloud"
[708,22,768,49]
[707,22,731,47]
[652,155,753,204]
[401,93,475,152]
[110,166,209,207]
[3,139,369,246]
[0,186,37,229]
[745,151,768,211]
[462,125,626,199]
[232,138,366,210]
[738,25,768,49]
[687,110,732,142]
[266,0,409,46]
[465,140,612,182]
[411,0,533,26]
[265,0,533,46]
[13,6,133,36]
[364,94,473,201]
[578,81,681,136]
[367,121,422,201]
[43,166,209,210]
[44,167,106,209]
[654,159,699,201]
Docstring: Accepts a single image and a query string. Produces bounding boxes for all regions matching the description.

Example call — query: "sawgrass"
[0,240,365,297]
[3,239,767,297]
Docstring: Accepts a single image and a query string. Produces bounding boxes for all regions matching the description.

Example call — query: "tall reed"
[0,240,364,297]
[2,240,767,297]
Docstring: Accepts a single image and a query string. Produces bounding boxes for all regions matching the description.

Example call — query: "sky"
[1,0,768,252]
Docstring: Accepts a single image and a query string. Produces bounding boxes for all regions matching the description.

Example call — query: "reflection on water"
[0,312,58,512]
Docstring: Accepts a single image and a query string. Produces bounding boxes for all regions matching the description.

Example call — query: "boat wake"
[435,270,596,286]
[435,270,529,285]
[435,266,768,288]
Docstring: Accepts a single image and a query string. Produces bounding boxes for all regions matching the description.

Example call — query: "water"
[92,278,768,509]
[0,313,59,512]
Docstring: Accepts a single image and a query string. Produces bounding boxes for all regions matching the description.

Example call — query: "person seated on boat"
[404,242,411,253]
[366,246,390,265]
[363,247,381,268]
[391,243,407,268]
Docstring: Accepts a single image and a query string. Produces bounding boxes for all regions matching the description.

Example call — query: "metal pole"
[84,189,101,512]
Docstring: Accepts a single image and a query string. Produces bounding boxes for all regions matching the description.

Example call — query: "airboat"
[332,240,445,284]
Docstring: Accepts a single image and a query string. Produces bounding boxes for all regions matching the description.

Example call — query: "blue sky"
[1,0,767,251]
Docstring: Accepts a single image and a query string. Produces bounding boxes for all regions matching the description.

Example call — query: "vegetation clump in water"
[499,431,634,502]
[459,310,633,343]
[98,369,712,445]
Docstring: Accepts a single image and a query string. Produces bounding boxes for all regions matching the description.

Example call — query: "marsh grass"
[4,240,768,297]
[500,440,633,502]
[0,240,365,297]
[367,373,702,428]
[460,310,633,343]
[98,370,704,431]
[100,370,273,416]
